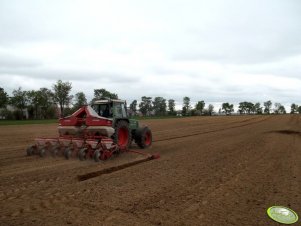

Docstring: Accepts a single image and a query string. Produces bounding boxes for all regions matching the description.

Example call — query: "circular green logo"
[267,206,299,224]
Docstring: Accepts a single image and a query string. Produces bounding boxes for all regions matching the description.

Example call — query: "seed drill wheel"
[78,148,87,161]
[39,148,46,157]
[114,120,131,149]
[26,146,35,156]
[64,147,72,159]
[51,146,58,157]
[135,126,152,149]
[93,150,101,162]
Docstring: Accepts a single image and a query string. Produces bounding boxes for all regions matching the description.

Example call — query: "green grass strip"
[0,119,58,126]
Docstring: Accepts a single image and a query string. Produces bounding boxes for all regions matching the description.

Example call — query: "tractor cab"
[91,98,151,149]
[92,99,128,119]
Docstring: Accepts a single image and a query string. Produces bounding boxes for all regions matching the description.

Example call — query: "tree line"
[0,80,299,120]
[0,80,79,119]
[131,97,293,117]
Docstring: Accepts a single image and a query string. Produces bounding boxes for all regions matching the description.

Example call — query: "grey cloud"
[0,53,42,69]
[0,0,300,107]
[171,1,301,64]
[236,60,301,79]
[0,67,138,84]
[172,32,301,65]
[0,1,68,44]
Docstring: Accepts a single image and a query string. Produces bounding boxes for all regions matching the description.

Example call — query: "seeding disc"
[267,206,298,224]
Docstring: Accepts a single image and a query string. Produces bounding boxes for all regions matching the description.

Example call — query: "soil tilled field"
[0,115,300,226]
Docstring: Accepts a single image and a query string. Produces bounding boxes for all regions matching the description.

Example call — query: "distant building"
[176,110,182,116]
[0,105,29,119]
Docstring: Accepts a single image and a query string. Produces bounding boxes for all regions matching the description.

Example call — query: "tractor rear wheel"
[135,126,152,149]
[114,120,131,149]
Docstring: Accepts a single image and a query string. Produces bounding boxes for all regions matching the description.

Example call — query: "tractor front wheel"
[114,120,131,149]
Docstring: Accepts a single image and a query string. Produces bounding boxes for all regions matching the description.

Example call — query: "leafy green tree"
[0,87,8,109]
[0,87,10,119]
[238,102,247,114]
[278,105,286,114]
[129,100,138,116]
[298,106,301,114]
[195,100,205,115]
[139,96,152,116]
[73,92,87,110]
[93,88,118,100]
[238,102,255,114]
[222,102,234,115]
[39,88,55,119]
[27,90,42,119]
[10,87,28,119]
[53,80,73,117]
[182,97,190,116]
[26,88,54,119]
[290,103,298,114]
[264,100,272,114]
[254,102,263,114]
[153,97,167,116]
[238,102,246,114]
[247,102,254,114]
[168,99,176,115]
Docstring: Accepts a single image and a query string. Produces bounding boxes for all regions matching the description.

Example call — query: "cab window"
[114,102,127,118]
[121,103,127,118]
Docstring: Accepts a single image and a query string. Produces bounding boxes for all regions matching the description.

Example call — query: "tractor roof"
[93,98,125,104]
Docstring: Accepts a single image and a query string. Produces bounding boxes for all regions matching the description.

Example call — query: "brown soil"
[0,115,300,226]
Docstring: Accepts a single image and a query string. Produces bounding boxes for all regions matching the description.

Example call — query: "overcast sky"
[1,0,301,110]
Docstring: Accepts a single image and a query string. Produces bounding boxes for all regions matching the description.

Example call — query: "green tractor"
[92,98,152,149]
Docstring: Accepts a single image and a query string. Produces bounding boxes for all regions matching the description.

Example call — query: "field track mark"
[270,130,301,135]
[154,116,273,142]
[78,155,157,181]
